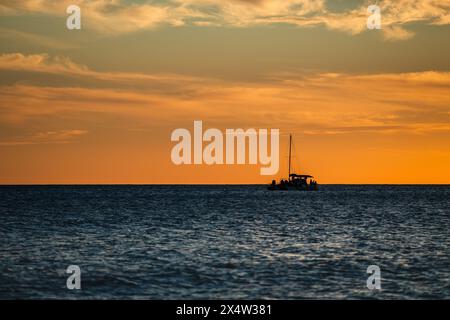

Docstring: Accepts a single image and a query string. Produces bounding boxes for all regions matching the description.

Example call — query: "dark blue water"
[0,185,449,299]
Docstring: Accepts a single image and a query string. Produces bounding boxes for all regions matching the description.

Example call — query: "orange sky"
[1,1,450,184]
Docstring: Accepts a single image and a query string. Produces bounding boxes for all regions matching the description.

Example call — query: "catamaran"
[268,134,318,191]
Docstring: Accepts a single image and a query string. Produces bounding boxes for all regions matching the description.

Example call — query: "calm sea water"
[0,185,449,299]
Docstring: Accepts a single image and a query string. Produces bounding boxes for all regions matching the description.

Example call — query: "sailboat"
[268,134,318,191]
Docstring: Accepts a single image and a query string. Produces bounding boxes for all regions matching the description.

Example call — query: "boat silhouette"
[268,134,318,191]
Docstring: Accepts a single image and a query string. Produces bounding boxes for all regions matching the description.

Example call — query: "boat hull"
[267,184,318,191]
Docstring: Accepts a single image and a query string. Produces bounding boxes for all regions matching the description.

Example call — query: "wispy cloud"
[0,53,207,87]
[0,27,78,50]
[1,0,449,39]
[0,129,88,146]
[0,0,178,34]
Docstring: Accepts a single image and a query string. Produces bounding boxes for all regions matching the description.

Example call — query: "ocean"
[0,185,449,299]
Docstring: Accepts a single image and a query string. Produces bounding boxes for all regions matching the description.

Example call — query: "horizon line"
[1,183,449,186]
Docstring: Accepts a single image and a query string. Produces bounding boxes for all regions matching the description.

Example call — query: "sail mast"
[288,134,292,181]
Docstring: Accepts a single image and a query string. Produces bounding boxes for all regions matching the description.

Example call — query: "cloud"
[0,27,78,50]
[1,0,449,39]
[382,25,415,41]
[0,53,207,88]
[1,53,449,137]
[0,0,178,34]
[0,53,89,75]
[0,129,88,146]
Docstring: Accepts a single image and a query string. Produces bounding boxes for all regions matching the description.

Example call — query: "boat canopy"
[290,174,313,178]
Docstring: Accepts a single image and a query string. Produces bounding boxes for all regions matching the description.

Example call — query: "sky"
[0,0,449,184]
